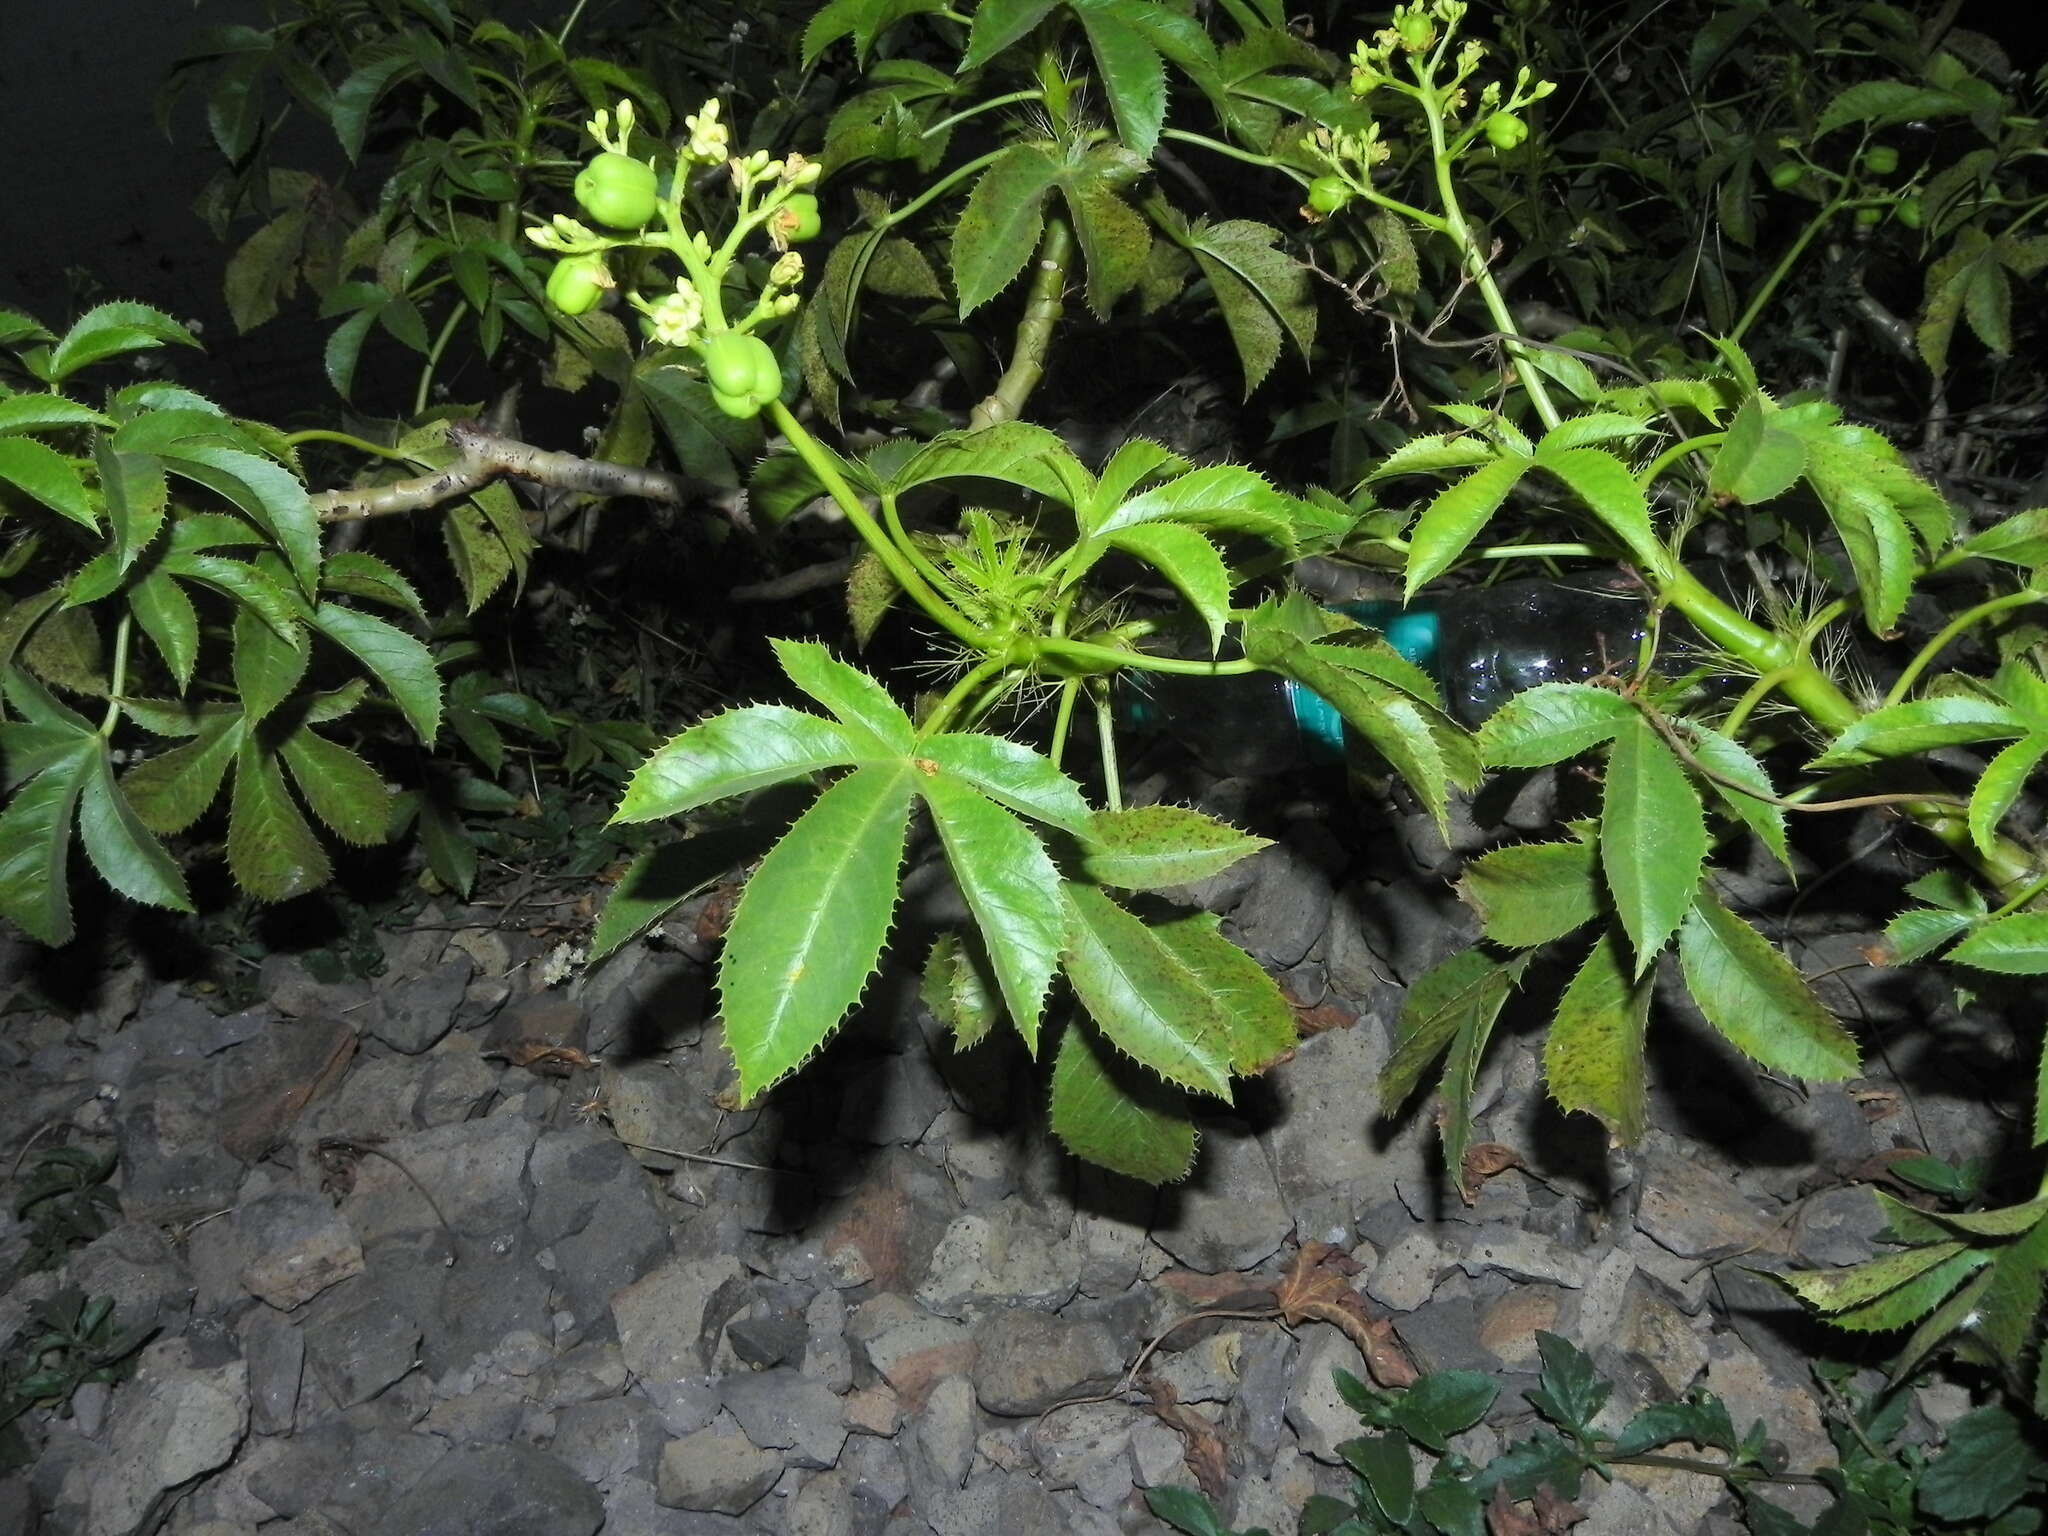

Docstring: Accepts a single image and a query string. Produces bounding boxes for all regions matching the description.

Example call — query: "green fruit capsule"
[1485,113,1529,151]
[1769,161,1805,191]
[1855,205,1883,227]
[698,333,781,418]
[1896,196,1925,230]
[545,255,611,316]
[772,193,822,244]
[1395,10,1435,51]
[1863,144,1900,177]
[1306,176,1353,214]
[574,152,659,230]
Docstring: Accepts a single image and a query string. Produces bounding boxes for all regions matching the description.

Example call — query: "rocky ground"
[0,754,2023,1536]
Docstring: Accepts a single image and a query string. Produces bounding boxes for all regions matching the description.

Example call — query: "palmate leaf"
[1679,719,1791,870]
[1178,216,1316,397]
[1152,912,1296,1076]
[1079,805,1268,891]
[1969,1212,2048,1370]
[1810,694,2022,768]
[1535,444,1658,566]
[1544,929,1651,1145]
[1602,715,1707,975]
[226,737,331,902]
[720,762,917,1103]
[1678,884,1860,1079]
[918,771,1062,1054]
[0,438,98,532]
[589,821,788,965]
[615,707,862,823]
[158,442,322,598]
[232,607,310,727]
[1071,0,1166,156]
[1049,1020,1197,1184]
[78,751,192,914]
[1092,463,1300,544]
[953,144,1062,316]
[0,736,96,946]
[1060,882,1235,1099]
[1777,1240,1974,1313]
[1101,523,1231,651]
[916,731,1094,834]
[773,638,915,753]
[45,303,199,382]
[1379,950,1526,1189]
[1059,161,1152,318]
[1825,1248,1988,1334]
[1707,396,1805,505]
[1973,733,2048,856]
[1948,912,2048,973]
[306,602,440,744]
[922,931,1003,1050]
[278,726,391,846]
[120,710,244,835]
[801,0,947,67]
[1458,837,1601,948]
[1404,454,1531,599]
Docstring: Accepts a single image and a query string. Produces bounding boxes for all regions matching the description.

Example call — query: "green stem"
[282,429,417,461]
[98,615,132,737]
[921,654,1012,736]
[767,401,981,648]
[880,149,1010,233]
[924,90,1042,141]
[554,0,590,47]
[1423,94,1561,432]
[1988,870,2048,921]
[880,491,954,598]
[1095,688,1124,812]
[1884,588,2041,706]
[1637,433,1724,488]
[1049,677,1081,767]
[1477,541,1602,561]
[412,301,470,418]
[969,217,1072,428]
[1732,197,1848,345]
[1159,128,1295,172]
[1033,638,1259,677]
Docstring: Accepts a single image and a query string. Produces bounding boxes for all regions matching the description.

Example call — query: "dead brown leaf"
[1141,1377,1229,1500]
[1460,1140,1524,1202]
[1272,1243,1417,1388]
[496,1040,599,1075]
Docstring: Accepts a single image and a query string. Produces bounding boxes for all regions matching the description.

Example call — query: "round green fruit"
[773,193,822,243]
[1896,197,1925,230]
[574,152,659,230]
[545,255,610,316]
[1863,144,1900,176]
[1855,205,1883,227]
[1485,113,1529,151]
[698,333,781,418]
[1306,176,1353,214]
[1769,161,1805,191]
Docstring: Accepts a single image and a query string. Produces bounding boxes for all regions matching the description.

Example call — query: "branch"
[309,422,750,532]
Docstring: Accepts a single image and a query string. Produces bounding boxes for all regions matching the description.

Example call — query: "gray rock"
[1027,1399,1143,1511]
[1261,1023,1416,1247]
[300,1276,422,1408]
[913,1374,979,1492]
[237,1191,363,1310]
[1574,1247,1637,1347]
[970,1309,1123,1417]
[305,1053,421,1146]
[1790,1185,1886,1267]
[1324,883,1398,1005]
[525,1126,672,1326]
[86,1353,247,1536]
[936,1115,1016,1207]
[239,1305,304,1435]
[248,1422,354,1515]
[365,954,474,1055]
[857,1304,975,1409]
[1224,840,1335,969]
[537,1340,630,1408]
[1366,1232,1451,1312]
[1285,1324,1366,1463]
[1616,1280,1709,1395]
[718,1368,848,1470]
[917,1201,1081,1316]
[655,1422,780,1515]
[372,1442,603,1536]
[1635,1144,1772,1260]
[1151,1122,1292,1274]
[601,1477,744,1536]
[580,943,709,1058]
[550,1396,668,1490]
[838,1048,950,1146]
[419,1379,528,1442]
[804,1288,853,1393]
[113,1065,246,1221]
[613,1254,748,1381]
[727,1311,808,1369]
[1459,1224,1594,1288]
[1392,1291,1497,1376]
[415,1035,501,1126]
[787,1468,860,1536]
[1225,1328,1298,1460]
[339,1113,538,1244]
[326,1429,450,1514]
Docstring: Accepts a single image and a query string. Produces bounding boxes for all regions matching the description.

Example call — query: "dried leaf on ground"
[1273,1242,1418,1387]
[1142,1377,1230,1499]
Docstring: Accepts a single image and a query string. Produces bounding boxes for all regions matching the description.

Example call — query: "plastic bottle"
[1122,573,1654,769]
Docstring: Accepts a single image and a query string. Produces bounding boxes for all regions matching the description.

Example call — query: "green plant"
[0,1289,157,1473]
[9,1145,119,1280]
[1145,1335,2048,1535]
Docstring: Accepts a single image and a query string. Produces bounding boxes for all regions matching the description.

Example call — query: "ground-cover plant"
[8,1144,120,1282]
[0,1290,156,1474]
[1144,1333,2048,1535]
